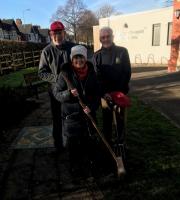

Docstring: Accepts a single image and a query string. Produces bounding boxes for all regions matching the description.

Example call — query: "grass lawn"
[0,67,38,89]
[99,96,180,200]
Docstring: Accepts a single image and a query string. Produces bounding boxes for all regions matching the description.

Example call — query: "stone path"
[0,93,105,200]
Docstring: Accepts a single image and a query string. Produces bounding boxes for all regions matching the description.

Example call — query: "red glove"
[109,91,130,108]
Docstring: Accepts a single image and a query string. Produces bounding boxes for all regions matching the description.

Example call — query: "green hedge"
[0,40,46,54]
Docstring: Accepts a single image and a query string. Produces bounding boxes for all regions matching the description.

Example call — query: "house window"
[0,29,3,39]
[8,31,12,40]
[12,31,16,40]
[167,22,172,45]
[4,31,9,39]
[152,23,161,46]
[30,33,34,41]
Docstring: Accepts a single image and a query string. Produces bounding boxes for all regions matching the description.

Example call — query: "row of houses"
[0,19,50,43]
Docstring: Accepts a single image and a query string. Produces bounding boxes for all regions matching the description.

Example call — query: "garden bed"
[0,67,47,132]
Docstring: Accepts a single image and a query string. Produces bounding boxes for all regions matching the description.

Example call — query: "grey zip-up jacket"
[39,41,75,88]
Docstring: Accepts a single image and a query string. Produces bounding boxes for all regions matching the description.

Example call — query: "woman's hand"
[83,106,91,114]
[70,88,79,97]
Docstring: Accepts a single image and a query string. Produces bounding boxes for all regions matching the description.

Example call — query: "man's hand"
[104,93,112,101]
[101,98,110,109]
[70,88,79,97]
[113,105,121,113]
[83,106,91,114]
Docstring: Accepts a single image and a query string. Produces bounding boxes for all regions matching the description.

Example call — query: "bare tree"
[96,4,116,19]
[77,10,98,44]
[164,0,173,6]
[164,0,173,7]
[155,0,173,7]
[51,0,86,42]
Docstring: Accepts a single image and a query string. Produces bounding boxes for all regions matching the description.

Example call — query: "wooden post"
[23,51,26,68]
[32,50,34,66]
[0,61,2,75]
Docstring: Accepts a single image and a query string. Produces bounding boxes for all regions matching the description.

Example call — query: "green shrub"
[0,67,38,89]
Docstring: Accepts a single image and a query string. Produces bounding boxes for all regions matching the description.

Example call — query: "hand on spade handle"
[101,93,112,109]
[83,106,91,114]
[70,89,90,114]
[104,93,112,101]
[113,104,121,113]
[104,94,121,113]
[71,88,79,97]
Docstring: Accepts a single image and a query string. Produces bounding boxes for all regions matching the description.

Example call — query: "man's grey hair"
[100,27,113,35]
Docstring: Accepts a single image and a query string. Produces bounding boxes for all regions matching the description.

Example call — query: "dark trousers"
[49,91,62,150]
[102,107,125,145]
[67,117,96,174]
[68,136,87,165]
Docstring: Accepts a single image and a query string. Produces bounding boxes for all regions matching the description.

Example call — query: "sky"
[0,0,168,29]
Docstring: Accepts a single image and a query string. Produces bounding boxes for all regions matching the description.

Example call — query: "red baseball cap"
[50,21,65,31]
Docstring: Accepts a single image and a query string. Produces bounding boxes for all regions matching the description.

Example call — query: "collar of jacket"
[101,43,115,52]
[61,61,94,74]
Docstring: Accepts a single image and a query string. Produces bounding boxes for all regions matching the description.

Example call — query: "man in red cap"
[39,21,75,152]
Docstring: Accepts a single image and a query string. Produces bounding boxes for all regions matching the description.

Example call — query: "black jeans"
[49,91,62,150]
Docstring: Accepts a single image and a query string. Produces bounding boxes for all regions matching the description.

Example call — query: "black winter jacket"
[93,44,131,95]
[53,61,100,137]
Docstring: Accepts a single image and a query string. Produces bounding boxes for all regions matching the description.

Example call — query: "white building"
[93,6,173,65]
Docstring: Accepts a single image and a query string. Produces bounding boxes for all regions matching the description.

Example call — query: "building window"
[4,31,9,39]
[167,22,172,45]
[152,23,161,46]
[9,31,13,40]
[12,31,16,40]
[0,29,3,39]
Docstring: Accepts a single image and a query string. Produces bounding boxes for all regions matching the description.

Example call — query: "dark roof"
[2,19,14,24]
[32,25,40,34]
[38,29,49,37]
[1,19,20,33]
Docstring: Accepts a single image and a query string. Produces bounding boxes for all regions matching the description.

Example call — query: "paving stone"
[31,181,59,200]
[32,149,58,182]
